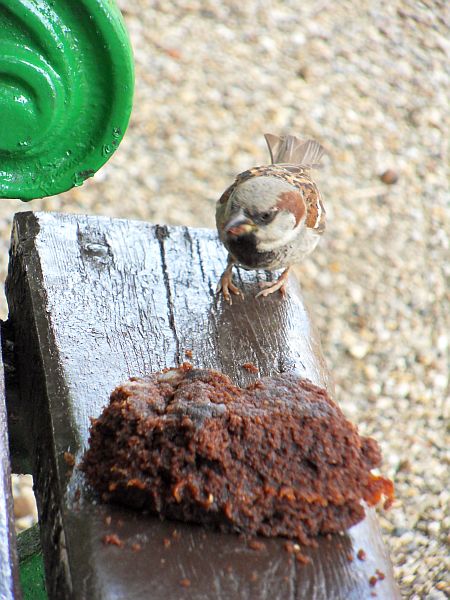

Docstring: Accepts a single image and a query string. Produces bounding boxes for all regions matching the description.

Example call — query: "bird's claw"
[255,282,287,298]
[216,275,244,305]
[255,269,290,298]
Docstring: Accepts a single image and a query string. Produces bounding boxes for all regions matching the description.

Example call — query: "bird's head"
[223,176,306,250]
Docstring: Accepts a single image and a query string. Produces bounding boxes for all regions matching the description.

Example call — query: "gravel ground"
[5,1,449,598]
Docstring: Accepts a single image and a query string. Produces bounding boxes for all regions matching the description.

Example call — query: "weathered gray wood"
[5,211,400,600]
[0,326,21,600]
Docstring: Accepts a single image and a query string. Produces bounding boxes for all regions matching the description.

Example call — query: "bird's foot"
[255,269,290,299]
[216,270,244,305]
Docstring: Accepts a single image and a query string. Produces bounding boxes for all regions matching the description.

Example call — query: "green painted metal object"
[20,554,47,600]
[0,0,134,200]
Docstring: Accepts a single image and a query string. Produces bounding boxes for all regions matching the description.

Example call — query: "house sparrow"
[216,133,326,303]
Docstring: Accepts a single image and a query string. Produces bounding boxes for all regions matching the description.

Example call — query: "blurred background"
[3,1,449,598]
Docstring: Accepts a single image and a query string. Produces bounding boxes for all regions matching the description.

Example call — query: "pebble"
[426,522,440,537]
[13,486,37,519]
[379,169,399,185]
[2,2,449,598]
[11,475,38,532]
[348,341,370,360]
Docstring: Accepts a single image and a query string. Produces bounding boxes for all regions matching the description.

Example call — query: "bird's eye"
[258,210,276,224]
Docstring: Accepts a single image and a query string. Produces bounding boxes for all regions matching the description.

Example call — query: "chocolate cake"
[81,365,393,543]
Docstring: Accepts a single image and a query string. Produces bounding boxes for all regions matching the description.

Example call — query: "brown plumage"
[216,134,326,303]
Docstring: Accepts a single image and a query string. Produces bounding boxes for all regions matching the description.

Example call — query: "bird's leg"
[216,257,244,304]
[256,268,290,298]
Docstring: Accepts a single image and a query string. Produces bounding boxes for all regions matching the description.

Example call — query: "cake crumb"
[64,451,75,467]
[163,538,171,548]
[102,534,124,547]
[180,578,191,588]
[357,549,367,561]
[284,541,302,554]
[242,362,258,373]
[250,571,258,582]
[131,543,142,552]
[248,539,266,551]
[375,569,385,580]
[184,349,193,359]
[104,515,112,526]
[284,541,294,553]
[369,575,378,587]
[296,552,310,565]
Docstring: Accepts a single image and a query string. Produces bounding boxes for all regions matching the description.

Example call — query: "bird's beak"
[225,214,256,237]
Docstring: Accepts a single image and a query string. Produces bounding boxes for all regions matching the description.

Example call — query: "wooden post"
[5,211,400,599]
[0,337,21,600]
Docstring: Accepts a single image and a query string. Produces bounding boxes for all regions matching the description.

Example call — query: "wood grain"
[5,211,400,600]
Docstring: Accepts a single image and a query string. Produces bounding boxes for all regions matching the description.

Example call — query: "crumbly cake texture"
[81,365,393,544]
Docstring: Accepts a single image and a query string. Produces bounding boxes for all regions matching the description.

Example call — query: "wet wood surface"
[5,211,400,599]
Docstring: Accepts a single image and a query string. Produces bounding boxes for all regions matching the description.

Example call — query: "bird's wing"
[271,168,327,234]
[303,184,326,233]
[216,183,236,241]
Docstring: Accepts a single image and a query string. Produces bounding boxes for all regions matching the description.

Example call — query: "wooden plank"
[2,319,32,476]
[0,325,21,600]
[5,211,400,600]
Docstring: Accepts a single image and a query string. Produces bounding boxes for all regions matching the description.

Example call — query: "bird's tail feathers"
[264,134,325,169]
